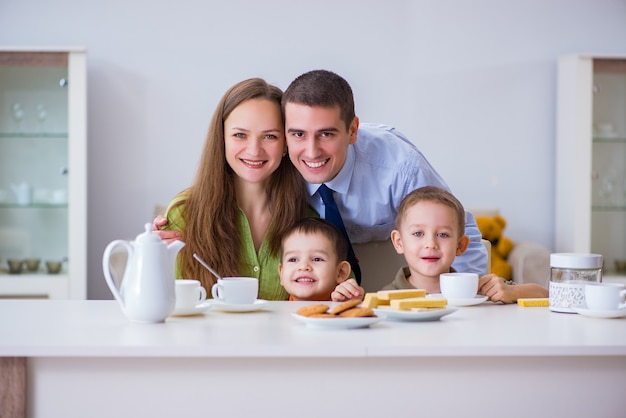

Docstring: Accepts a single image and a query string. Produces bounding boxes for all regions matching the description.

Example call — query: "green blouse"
[166,199,289,301]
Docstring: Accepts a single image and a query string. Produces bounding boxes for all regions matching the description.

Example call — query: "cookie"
[328,299,361,315]
[309,313,340,318]
[339,307,376,317]
[296,304,329,316]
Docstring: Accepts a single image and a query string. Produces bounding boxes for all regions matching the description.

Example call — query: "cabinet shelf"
[0,203,68,209]
[592,205,626,212]
[0,132,67,139]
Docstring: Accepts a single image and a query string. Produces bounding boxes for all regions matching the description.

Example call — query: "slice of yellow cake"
[377,289,427,301]
[361,293,380,309]
[517,298,549,307]
[390,297,447,310]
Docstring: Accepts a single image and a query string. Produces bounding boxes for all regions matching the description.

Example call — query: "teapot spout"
[166,239,185,276]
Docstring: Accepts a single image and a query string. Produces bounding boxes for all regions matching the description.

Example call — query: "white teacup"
[440,272,479,299]
[584,283,626,311]
[175,279,207,310]
[211,277,258,305]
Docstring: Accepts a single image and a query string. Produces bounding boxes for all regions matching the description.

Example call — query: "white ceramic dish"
[373,307,458,322]
[428,293,488,307]
[171,300,212,317]
[572,304,626,319]
[291,313,384,329]
[209,299,269,313]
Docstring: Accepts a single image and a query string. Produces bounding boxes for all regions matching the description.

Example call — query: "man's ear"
[390,229,405,255]
[348,116,359,144]
[336,260,352,284]
[456,235,470,256]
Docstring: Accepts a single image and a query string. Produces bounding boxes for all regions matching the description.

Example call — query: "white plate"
[373,307,458,322]
[428,293,488,307]
[572,304,626,319]
[291,313,384,329]
[209,299,269,313]
[171,300,212,316]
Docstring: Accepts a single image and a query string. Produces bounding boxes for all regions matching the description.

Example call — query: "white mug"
[585,283,626,311]
[175,279,207,310]
[440,272,479,299]
[211,277,258,305]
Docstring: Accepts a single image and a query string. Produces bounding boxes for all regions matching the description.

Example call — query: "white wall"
[1,0,625,299]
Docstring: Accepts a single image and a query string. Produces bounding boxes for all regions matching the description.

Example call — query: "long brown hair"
[167,78,309,289]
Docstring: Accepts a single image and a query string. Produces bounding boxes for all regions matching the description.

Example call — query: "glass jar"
[549,253,603,313]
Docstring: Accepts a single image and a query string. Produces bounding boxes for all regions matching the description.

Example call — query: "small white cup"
[175,279,207,310]
[440,272,479,299]
[211,277,258,305]
[585,282,626,311]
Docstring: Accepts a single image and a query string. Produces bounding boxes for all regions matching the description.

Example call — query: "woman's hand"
[152,215,181,244]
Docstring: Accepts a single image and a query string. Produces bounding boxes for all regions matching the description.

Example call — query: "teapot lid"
[135,223,162,244]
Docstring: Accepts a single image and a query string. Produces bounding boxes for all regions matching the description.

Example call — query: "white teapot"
[102,223,185,323]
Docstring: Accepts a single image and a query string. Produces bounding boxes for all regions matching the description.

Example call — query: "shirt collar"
[306,145,356,196]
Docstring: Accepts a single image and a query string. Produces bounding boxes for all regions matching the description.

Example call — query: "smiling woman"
[157,78,310,300]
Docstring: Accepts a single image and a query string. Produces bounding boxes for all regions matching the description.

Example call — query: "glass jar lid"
[550,253,603,269]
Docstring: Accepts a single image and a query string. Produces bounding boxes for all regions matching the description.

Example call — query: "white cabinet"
[0,47,86,299]
[555,53,626,276]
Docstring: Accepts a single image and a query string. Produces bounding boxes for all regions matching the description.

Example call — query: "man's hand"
[152,215,181,244]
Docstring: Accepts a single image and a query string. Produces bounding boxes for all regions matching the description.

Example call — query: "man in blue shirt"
[281,69,487,285]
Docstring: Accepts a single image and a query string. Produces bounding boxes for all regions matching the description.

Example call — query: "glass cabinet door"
[0,49,86,299]
[590,59,626,276]
[556,54,626,280]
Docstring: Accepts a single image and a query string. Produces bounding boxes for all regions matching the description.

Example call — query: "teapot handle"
[102,240,133,305]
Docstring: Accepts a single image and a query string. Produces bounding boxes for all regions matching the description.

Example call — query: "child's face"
[279,231,350,301]
[391,201,468,279]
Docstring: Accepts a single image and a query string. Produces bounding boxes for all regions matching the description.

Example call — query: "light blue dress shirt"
[307,123,488,275]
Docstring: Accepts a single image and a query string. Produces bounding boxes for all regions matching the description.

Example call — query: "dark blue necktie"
[318,184,362,284]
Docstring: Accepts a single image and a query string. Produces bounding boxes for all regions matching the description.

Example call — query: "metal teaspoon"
[193,253,223,281]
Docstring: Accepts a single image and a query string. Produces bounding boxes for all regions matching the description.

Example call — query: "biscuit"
[518,298,549,307]
[377,289,427,300]
[361,293,379,309]
[329,299,361,315]
[309,313,340,318]
[339,307,376,317]
[390,297,447,310]
[296,304,329,316]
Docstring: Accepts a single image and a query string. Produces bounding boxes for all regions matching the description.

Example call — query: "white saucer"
[572,304,626,319]
[373,307,458,322]
[171,300,212,316]
[428,293,488,307]
[209,299,269,313]
[291,313,385,329]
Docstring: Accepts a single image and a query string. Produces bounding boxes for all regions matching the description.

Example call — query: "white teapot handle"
[102,240,133,306]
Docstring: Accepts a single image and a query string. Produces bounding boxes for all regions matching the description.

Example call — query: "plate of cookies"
[291,300,384,329]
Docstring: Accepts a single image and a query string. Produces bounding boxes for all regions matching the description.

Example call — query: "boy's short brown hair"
[281,217,349,262]
[396,186,466,236]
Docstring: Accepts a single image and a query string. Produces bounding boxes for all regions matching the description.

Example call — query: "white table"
[1,299,625,418]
